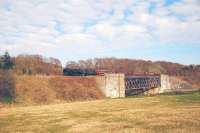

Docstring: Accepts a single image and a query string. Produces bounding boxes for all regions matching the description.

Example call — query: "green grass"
[0,92,200,133]
[0,97,14,104]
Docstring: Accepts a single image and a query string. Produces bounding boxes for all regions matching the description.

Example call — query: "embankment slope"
[15,75,105,105]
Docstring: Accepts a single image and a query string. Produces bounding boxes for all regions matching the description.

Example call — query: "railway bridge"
[125,74,161,96]
[63,69,193,98]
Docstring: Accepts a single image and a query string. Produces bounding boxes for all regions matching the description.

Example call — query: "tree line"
[0,52,63,75]
[65,58,184,74]
[13,55,62,75]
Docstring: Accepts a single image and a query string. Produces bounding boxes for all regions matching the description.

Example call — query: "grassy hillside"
[15,75,104,105]
[0,92,200,133]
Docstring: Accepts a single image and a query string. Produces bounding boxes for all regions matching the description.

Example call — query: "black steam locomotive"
[63,68,96,76]
[63,68,110,76]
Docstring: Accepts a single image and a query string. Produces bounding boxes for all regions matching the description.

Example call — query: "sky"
[0,0,200,65]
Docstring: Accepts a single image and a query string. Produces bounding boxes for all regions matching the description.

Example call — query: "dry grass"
[0,92,200,133]
[15,75,104,105]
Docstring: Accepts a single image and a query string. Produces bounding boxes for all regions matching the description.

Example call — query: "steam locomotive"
[63,68,111,76]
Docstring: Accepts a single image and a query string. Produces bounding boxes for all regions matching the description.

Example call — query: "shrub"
[0,70,15,102]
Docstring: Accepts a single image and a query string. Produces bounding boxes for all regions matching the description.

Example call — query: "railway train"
[63,68,159,76]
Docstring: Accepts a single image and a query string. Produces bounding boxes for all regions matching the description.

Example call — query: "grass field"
[0,92,200,133]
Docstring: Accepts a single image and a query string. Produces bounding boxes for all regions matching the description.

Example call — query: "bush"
[0,70,15,102]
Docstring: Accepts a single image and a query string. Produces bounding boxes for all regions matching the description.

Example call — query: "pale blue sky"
[0,0,200,65]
